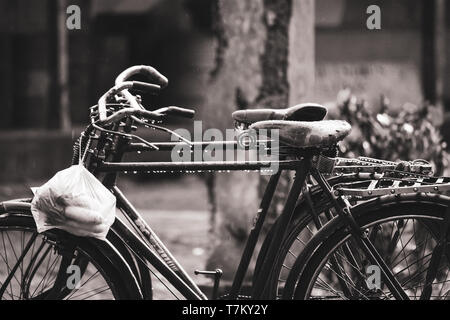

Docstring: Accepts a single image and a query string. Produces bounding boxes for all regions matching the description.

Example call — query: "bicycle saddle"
[250,120,352,149]
[232,103,328,125]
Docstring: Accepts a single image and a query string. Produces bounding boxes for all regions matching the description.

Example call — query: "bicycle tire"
[285,195,450,300]
[0,210,143,300]
[107,227,153,299]
[253,182,335,298]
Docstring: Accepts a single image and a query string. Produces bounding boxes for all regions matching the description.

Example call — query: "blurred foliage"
[331,89,450,176]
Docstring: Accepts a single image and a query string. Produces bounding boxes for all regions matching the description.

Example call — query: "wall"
[314,0,424,111]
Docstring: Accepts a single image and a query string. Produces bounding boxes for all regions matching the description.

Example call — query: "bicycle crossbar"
[126,140,273,152]
[97,160,304,172]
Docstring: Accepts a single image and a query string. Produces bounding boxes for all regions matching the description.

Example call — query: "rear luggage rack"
[334,176,450,200]
[314,155,434,176]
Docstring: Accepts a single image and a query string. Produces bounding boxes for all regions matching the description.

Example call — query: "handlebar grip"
[115,65,168,88]
[131,81,161,94]
[162,106,196,119]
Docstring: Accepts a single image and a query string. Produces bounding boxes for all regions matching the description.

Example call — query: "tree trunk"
[434,0,445,114]
[202,0,315,283]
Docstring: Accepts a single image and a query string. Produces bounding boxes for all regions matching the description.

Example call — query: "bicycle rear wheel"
[0,211,142,300]
[254,184,335,299]
[291,199,450,300]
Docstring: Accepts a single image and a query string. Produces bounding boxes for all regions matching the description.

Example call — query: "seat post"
[252,156,313,298]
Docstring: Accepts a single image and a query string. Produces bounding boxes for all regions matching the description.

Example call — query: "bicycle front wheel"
[0,211,142,300]
[291,199,450,300]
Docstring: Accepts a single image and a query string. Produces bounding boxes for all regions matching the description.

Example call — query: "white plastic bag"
[31,165,116,240]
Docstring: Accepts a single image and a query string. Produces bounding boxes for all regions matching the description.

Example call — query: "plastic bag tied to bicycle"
[30,165,116,240]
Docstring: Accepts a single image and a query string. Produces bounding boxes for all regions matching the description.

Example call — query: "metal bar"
[252,159,313,298]
[0,232,38,298]
[313,170,410,300]
[328,252,354,298]
[304,186,322,229]
[111,217,203,300]
[98,160,302,173]
[338,182,450,199]
[229,170,282,299]
[125,140,273,152]
[44,244,75,300]
[360,236,410,300]
[0,201,33,213]
[333,165,397,174]
[420,205,450,299]
[113,187,207,299]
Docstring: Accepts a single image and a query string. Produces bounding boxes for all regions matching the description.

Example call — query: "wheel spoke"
[302,215,449,300]
[0,217,120,300]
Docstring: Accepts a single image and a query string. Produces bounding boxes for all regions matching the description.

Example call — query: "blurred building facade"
[0,0,449,181]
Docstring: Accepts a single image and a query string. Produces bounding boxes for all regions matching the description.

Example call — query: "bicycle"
[0,65,449,300]
[254,158,440,299]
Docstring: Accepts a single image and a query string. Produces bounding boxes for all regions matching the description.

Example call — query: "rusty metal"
[334,176,450,200]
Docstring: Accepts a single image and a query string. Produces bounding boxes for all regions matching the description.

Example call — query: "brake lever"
[153,106,196,119]
[130,116,194,146]
[97,108,165,127]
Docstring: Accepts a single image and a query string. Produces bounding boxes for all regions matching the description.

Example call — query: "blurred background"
[0,0,449,178]
[0,0,450,297]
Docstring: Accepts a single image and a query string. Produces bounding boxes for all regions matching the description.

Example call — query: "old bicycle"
[0,66,449,300]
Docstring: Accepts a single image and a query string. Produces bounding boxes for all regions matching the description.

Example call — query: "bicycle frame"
[78,120,449,300]
[2,63,449,300]
[1,131,447,300]
[70,120,320,299]
[96,154,314,299]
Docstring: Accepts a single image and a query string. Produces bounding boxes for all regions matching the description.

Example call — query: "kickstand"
[194,269,223,300]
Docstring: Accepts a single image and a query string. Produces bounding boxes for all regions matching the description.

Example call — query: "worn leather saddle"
[250,120,352,149]
[232,103,328,125]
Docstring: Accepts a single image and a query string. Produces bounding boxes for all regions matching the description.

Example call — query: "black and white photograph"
[0,0,449,309]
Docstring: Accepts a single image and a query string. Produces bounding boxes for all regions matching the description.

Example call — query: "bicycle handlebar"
[98,82,133,121]
[115,65,168,111]
[155,106,195,119]
[97,81,162,120]
[97,105,195,126]
[97,107,165,126]
[96,66,195,125]
[115,65,169,88]
[131,81,162,94]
